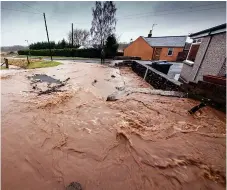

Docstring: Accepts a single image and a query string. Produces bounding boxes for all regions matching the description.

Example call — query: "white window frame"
[185,38,202,64]
[167,48,174,56]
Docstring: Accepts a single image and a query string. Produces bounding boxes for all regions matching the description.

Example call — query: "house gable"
[124,36,153,60]
[124,36,153,51]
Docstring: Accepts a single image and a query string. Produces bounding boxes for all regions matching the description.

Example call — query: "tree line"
[28,1,119,56]
[29,39,78,50]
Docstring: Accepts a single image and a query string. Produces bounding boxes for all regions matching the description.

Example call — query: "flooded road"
[1,61,226,190]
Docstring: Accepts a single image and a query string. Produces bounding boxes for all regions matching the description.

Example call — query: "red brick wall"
[159,47,184,61]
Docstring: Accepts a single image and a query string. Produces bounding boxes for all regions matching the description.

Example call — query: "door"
[153,48,162,60]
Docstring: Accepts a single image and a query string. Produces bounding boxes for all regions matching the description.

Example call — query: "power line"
[1,8,41,15]
[53,3,222,25]
[50,5,225,25]
[118,2,223,19]
[118,12,226,30]
[18,2,42,14]
[51,5,225,25]
[118,6,225,21]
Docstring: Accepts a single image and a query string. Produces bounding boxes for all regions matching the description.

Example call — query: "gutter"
[193,31,212,81]
[189,23,226,38]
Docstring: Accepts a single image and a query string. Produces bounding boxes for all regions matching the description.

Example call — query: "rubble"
[66,182,82,190]
[27,74,70,95]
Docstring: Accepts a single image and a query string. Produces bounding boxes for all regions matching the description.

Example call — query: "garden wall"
[131,61,182,91]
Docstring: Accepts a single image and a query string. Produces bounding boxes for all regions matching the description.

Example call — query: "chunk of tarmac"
[66,182,82,190]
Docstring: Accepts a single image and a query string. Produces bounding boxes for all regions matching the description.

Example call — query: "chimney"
[148,30,152,38]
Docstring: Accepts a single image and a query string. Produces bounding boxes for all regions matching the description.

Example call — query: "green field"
[26,61,61,69]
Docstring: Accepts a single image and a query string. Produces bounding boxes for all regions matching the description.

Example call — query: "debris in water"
[38,83,65,95]
[111,74,116,78]
[115,86,125,91]
[63,77,70,83]
[106,94,118,101]
[189,102,207,114]
[66,182,82,190]
[92,79,97,86]
[82,127,91,134]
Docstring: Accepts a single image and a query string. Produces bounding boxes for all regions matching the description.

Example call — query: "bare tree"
[68,28,90,47]
[90,1,117,48]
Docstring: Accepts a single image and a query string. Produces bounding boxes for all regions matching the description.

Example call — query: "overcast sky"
[1,1,226,46]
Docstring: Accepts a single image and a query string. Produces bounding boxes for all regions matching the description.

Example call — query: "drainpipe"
[193,31,212,81]
[151,47,154,60]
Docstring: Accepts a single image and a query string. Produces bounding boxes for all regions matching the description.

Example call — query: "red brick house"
[124,34,187,61]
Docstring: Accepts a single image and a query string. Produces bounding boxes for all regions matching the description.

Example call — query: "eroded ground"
[1,61,226,190]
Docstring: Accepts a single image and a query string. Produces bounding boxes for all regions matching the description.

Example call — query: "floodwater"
[1,61,226,190]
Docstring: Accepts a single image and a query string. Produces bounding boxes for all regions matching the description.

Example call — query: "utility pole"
[25,40,30,65]
[25,40,30,56]
[43,13,53,61]
[72,23,73,48]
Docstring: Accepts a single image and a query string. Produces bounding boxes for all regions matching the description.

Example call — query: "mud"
[1,61,226,190]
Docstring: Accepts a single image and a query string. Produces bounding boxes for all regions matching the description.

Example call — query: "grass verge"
[1,66,7,70]
[26,61,61,69]
[2,58,61,69]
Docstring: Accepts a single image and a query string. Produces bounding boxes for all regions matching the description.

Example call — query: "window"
[192,38,202,44]
[167,48,173,56]
[187,44,200,62]
[186,38,202,62]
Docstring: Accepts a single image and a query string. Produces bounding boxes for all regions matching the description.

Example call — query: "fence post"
[4,58,9,69]
[26,55,30,65]
[143,67,148,80]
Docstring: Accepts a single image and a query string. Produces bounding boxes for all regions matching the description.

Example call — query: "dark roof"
[118,43,129,51]
[142,36,187,47]
[189,23,226,38]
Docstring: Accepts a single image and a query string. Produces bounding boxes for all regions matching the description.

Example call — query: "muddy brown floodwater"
[1,61,226,190]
